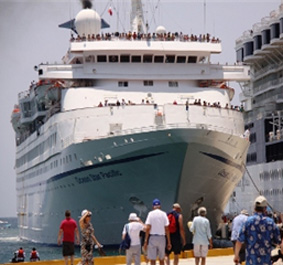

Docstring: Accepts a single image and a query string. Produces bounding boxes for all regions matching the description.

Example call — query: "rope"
[148,0,160,30]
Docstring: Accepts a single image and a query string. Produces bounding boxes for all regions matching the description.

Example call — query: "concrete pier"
[2,248,236,265]
[2,248,283,265]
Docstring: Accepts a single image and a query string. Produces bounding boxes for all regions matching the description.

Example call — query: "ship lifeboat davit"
[75,9,101,36]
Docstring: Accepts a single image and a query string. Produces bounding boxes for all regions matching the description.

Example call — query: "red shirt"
[60,218,77,242]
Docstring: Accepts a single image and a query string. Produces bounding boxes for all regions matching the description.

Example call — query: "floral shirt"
[81,222,94,246]
[238,212,281,265]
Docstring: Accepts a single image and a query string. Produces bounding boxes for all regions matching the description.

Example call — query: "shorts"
[193,244,208,258]
[147,235,166,260]
[63,241,75,256]
[165,233,182,255]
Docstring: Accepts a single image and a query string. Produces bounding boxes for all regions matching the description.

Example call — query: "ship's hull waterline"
[17,128,248,245]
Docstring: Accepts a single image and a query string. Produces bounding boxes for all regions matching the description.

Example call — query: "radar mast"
[130,0,145,33]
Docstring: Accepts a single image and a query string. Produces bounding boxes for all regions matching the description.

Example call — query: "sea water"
[0,217,120,264]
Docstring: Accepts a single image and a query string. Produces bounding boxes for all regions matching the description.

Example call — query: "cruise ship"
[11,0,250,244]
[229,3,283,215]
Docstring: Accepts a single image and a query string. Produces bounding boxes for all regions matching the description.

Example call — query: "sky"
[0,0,281,218]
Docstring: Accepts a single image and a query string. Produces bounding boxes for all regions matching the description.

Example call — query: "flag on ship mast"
[108,6,113,16]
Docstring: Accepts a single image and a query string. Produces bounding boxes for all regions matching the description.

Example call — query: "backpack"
[119,224,131,250]
[167,211,179,233]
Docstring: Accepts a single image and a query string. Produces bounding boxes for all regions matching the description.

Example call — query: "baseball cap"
[128,213,138,221]
[254,196,268,207]
[152,198,161,206]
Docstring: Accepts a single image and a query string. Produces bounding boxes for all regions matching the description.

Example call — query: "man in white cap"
[190,207,213,265]
[122,213,145,265]
[233,196,282,265]
[231,209,249,264]
[144,199,171,265]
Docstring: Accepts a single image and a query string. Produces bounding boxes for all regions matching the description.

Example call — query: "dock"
[3,248,283,265]
[2,248,236,265]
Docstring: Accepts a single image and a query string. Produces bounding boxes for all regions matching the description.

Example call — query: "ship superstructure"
[11,1,250,244]
[229,3,283,214]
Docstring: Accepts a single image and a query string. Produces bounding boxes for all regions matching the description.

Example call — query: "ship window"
[266,142,283,162]
[69,155,72,162]
[74,154,77,160]
[118,81,128,87]
[109,55,118,63]
[236,48,244,62]
[97,55,107,62]
[177,56,186,63]
[154,56,164,63]
[132,55,141,63]
[188,56,197,63]
[169,81,179,87]
[144,80,153,86]
[262,29,271,45]
[143,55,153,63]
[165,55,175,63]
[120,55,130,63]
[85,55,95,63]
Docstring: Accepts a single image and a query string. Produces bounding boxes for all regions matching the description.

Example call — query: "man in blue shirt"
[231,209,249,264]
[233,196,281,265]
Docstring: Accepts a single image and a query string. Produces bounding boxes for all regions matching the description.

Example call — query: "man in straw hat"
[190,207,213,265]
[233,196,282,265]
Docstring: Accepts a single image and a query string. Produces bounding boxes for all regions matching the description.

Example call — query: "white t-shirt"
[122,222,144,246]
[145,208,169,235]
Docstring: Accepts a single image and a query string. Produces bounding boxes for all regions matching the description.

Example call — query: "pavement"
[118,255,235,265]
[3,249,283,265]
[117,255,283,265]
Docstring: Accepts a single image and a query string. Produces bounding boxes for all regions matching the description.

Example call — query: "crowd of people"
[193,99,244,112]
[95,98,244,113]
[11,195,283,265]
[70,32,220,44]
